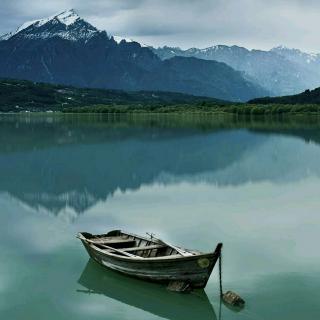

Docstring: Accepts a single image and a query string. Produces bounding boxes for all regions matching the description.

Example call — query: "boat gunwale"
[78,231,218,263]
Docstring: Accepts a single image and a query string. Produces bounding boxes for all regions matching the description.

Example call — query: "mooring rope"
[217,247,245,310]
[219,248,223,298]
[218,248,223,320]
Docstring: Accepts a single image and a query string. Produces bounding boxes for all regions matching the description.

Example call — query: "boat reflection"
[77,259,217,320]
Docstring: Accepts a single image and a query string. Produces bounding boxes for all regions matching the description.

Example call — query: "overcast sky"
[0,0,319,52]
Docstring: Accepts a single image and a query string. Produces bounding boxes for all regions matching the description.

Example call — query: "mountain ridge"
[0,9,101,42]
[0,10,267,102]
[152,45,320,96]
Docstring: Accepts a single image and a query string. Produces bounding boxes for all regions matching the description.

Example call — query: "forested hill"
[0,79,225,112]
[249,87,320,105]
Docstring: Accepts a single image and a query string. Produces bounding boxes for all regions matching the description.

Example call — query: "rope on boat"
[218,249,223,320]
[219,249,223,298]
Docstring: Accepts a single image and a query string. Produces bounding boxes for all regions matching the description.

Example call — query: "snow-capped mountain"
[271,46,320,67]
[152,45,320,96]
[0,10,146,45]
[2,9,102,42]
[0,10,267,101]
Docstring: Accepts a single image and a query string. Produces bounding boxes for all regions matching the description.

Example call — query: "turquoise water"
[1,114,319,319]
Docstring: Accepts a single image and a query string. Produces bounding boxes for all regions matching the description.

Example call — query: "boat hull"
[80,239,220,288]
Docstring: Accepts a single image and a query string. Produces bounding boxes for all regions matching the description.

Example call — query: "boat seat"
[90,237,136,249]
[103,239,135,245]
[122,244,166,252]
[90,237,133,245]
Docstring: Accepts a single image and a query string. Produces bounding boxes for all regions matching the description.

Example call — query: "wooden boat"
[77,229,222,290]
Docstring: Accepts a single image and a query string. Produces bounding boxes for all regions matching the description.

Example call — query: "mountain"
[0,78,227,112]
[249,87,320,105]
[134,56,266,102]
[271,46,320,69]
[0,10,267,102]
[152,45,320,96]
[0,9,98,42]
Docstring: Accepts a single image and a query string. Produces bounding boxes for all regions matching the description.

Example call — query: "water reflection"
[1,114,320,218]
[1,114,320,320]
[77,259,217,320]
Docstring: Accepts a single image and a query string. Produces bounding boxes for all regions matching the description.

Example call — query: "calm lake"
[1,113,319,320]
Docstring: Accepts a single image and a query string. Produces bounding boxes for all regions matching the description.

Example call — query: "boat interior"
[81,230,186,259]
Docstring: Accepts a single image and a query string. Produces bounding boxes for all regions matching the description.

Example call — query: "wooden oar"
[146,233,193,257]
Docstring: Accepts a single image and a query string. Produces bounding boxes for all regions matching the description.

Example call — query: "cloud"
[0,0,320,51]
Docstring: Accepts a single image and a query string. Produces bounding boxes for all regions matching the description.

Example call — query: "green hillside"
[0,78,226,112]
[249,87,320,105]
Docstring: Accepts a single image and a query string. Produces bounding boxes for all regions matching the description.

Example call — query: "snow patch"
[56,9,80,26]
[15,20,40,34]
[11,9,81,38]
[113,36,134,44]
[1,9,101,42]
[0,33,12,41]
[20,29,97,41]
[113,35,148,47]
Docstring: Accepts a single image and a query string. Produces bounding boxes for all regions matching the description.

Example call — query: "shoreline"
[1,110,320,116]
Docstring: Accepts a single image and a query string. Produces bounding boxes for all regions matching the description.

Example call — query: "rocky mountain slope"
[152,45,320,96]
[0,10,267,102]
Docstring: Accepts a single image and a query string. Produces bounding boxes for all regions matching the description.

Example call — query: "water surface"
[1,114,319,319]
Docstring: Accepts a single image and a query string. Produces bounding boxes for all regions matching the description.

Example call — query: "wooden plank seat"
[102,239,135,245]
[90,237,136,249]
[90,236,132,244]
[122,244,166,252]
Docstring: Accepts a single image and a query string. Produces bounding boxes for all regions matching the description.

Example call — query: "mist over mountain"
[0,10,267,102]
[152,45,320,96]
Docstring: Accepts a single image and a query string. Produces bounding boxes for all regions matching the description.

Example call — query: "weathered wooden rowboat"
[77,230,222,290]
